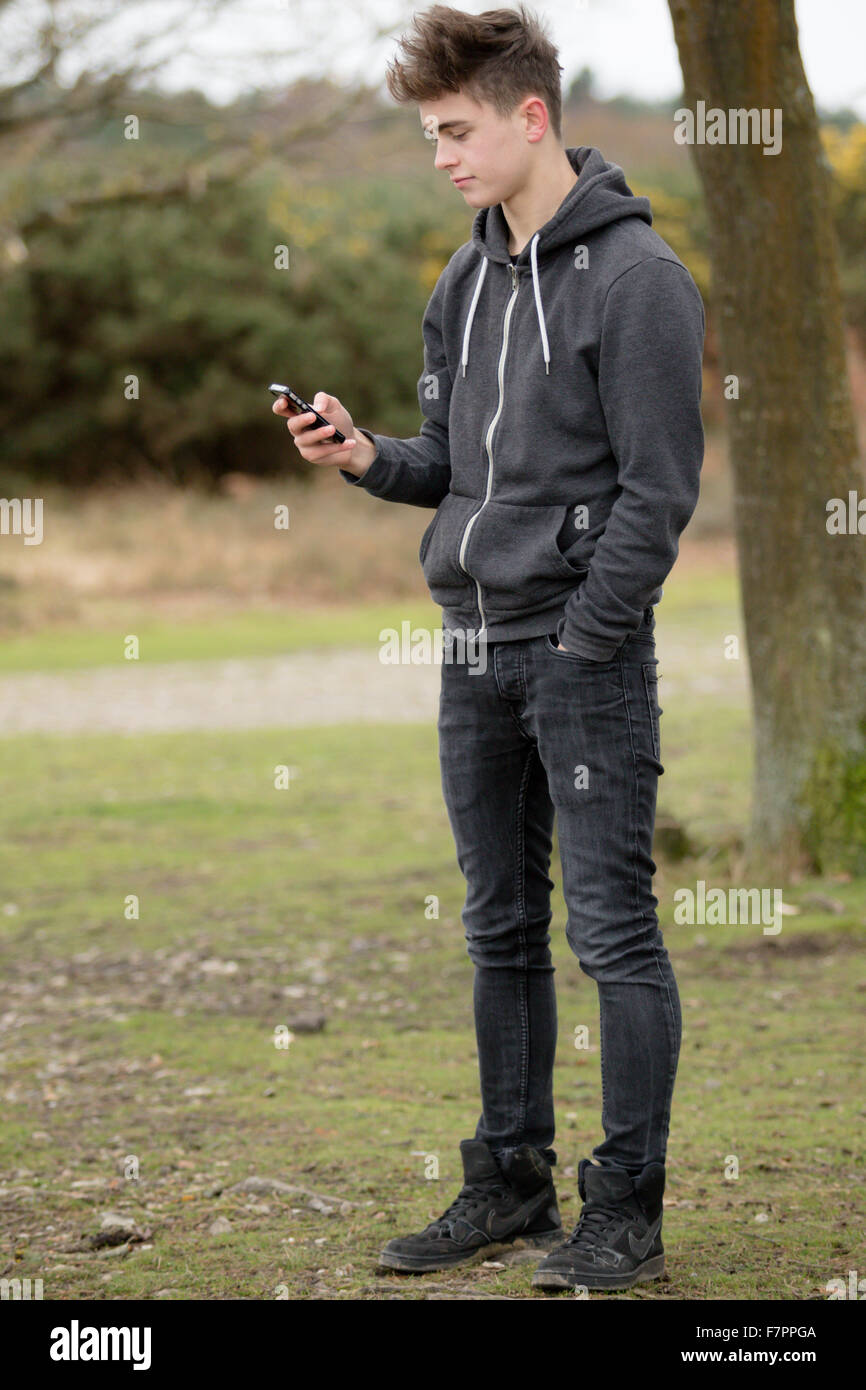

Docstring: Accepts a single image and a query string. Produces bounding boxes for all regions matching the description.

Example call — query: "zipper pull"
[510,263,518,289]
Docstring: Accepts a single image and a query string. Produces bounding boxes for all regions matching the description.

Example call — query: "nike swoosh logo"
[590,1246,625,1268]
[628,1216,662,1261]
[485,1188,552,1240]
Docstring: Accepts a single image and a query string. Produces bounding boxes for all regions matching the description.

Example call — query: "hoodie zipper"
[457,261,520,633]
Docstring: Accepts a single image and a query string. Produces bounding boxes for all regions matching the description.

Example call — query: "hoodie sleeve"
[557,255,705,660]
[338,267,452,509]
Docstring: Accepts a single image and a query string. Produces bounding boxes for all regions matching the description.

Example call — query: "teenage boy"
[273,2,705,1292]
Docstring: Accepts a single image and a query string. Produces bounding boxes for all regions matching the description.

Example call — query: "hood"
[461,145,652,376]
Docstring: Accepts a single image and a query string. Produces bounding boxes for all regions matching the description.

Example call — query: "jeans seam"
[598,994,608,1143]
[642,663,661,762]
[511,742,536,1143]
[618,655,643,939]
[623,650,680,1166]
[654,951,680,1162]
[494,641,535,744]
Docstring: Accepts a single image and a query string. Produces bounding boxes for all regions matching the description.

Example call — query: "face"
[419,91,544,207]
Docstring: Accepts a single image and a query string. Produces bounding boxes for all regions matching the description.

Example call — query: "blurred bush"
[0,105,862,490]
[0,167,464,489]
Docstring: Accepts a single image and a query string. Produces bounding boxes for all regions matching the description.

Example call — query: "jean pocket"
[642,661,662,761]
[545,633,617,668]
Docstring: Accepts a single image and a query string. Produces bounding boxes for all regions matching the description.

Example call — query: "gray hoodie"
[340,145,705,660]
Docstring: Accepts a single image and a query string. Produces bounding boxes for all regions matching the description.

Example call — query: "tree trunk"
[668,0,866,876]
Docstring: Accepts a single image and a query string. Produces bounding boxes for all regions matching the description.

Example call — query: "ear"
[521,95,549,143]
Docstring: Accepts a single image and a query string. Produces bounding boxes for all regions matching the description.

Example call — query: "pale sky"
[20,0,866,119]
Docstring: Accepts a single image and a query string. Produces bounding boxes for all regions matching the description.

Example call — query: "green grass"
[1,695,864,1300]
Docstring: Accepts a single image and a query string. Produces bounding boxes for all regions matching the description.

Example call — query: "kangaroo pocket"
[419,490,484,609]
[461,500,588,616]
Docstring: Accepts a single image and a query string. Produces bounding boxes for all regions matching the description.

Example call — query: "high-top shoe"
[378,1138,562,1272]
[531,1157,666,1291]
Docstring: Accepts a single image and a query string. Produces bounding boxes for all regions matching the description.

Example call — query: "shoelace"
[428,1180,512,1235]
[564,1202,625,1250]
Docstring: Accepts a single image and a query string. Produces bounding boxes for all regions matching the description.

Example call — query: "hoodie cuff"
[338,427,388,488]
[556,615,621,662]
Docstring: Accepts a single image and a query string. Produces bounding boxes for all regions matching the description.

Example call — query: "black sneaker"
[531,1157,666,1291]
[378,1138,562,1272]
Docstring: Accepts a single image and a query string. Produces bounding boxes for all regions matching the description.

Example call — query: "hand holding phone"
[269,384,348,443]
[269,384,373,475]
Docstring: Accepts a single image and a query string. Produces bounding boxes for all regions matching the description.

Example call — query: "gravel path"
[0,650,442,732]
[0,634,748,734]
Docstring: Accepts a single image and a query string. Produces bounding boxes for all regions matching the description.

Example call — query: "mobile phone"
[268,384,346,444]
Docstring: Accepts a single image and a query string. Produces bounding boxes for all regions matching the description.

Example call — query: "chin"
[464,185,496,207]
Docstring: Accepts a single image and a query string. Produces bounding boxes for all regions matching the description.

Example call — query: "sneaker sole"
[378,1226,564,1274]
[531,1253,665,1291]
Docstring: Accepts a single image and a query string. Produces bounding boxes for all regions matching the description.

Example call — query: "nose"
[434,144,456,172]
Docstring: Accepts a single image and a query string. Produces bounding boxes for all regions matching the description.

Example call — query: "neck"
[503,147,578,256]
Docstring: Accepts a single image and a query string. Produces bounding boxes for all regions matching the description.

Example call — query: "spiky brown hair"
[385,4,564,141]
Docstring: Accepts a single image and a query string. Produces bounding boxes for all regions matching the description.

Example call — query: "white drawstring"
[530,232,550,375]
[460,232,551,376]
[461,256,488,377]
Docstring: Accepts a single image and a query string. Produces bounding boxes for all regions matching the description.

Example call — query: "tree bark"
[668,0,866,875]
